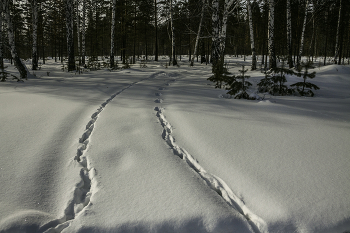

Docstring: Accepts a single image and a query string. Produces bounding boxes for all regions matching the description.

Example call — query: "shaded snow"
[0,57,349,233]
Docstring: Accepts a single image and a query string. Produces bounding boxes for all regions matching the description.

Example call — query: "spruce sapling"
[225,65,253,99]
[269,58,295,95]
[291,61,319,97]
[208,59,230,89]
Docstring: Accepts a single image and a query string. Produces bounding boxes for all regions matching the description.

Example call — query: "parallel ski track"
[44,71,165,233]
[154,73,268,233]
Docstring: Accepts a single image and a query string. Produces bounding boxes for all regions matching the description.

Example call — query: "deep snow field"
[0,56,349,233]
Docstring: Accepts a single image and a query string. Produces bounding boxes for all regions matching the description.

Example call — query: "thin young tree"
[76,0,81,66]
[286,0,293,68]
[268,0,276,69]
[247,0,256,70]
[211,0,220,65]
[169,0,177,66]
[81,0,86,66]
[154,0,158,61]
[297,0,309,68]
[30,0,39,70]
[110,0,116,68]
[66,0,75,71]
[190,0,206,66]
[334,0,342,64]
[0,3,4,72]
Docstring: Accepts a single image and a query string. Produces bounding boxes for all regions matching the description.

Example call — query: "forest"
[0,0,349,80]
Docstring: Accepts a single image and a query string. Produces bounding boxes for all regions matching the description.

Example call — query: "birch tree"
[3,0,29,79]
[286,0,293,68]
[334,0,342,64]
[211,0,220,65]
[247,0,256,70]
[0,4,4,72]
[154,0,158,61]
[81,0,86,66]
[268,0,276,69]
[66,0,75,71]
[110,0,116,68]
[190,0,206,66]
[30,0,38,70]
[297,0,309,68]
[211,0,238,65]
[76,0,81,66]
[169,0,177,66]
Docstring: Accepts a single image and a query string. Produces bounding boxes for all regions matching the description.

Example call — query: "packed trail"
[0,58,349,233]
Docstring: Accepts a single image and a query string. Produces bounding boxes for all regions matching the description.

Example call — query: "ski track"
[44,71,165,233]
[154,73,268,233]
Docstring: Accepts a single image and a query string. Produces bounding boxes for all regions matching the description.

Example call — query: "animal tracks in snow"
[45,72,165,233]
[154,74,268,233]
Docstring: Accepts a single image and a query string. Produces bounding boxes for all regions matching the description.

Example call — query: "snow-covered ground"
[0,57,349,233]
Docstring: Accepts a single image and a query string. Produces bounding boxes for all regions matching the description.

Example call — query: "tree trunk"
[211,0,220,65]
[81,0,86,65]
[0,4,4,72]
[169,0,177,66]
[154,0,158,61]
[297,0,309,68]
[268,0,276,69]
[334,0,342,64]
[3,0,28,79]
[191,0,205,66]
[286,0,293,68]
[76,0,81,66]
[66,0,75,71]
[31,0,38,70]
[110,0,116,68]
[247,0,256,70]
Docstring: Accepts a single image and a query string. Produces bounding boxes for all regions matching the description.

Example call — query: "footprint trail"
[45,72,165,233]
[154,74,268,233]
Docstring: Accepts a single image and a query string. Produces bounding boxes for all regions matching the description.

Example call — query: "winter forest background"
[0,0,349,79]
[1,0,350,233]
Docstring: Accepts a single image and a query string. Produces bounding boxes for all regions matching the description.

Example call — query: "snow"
[0,57,349,233]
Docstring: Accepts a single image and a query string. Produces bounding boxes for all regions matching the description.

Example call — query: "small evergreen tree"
[225,65,253,99]
[268,58,295,95]
[291,61,319,97]
[207,59,230,89]
[257,70,273,93]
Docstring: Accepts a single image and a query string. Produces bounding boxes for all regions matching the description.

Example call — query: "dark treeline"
[0,0,349,76]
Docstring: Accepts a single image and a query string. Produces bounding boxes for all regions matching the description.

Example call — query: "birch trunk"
[334,0,342,64]
[31,0,38,70]
[190,0,205,66]
[169,0,177,66]
[286,0,293,68]
[81,0,86,65]
[268,0,276,69]
[297,0,309,68]
[110,0,116,68]
[154,0,158,61]
[3,0,28,79]
[0,4,4,72]
[76,0,81,66]
[247,0,256,70]
[66,0,75,71]
[211,0,220,65]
